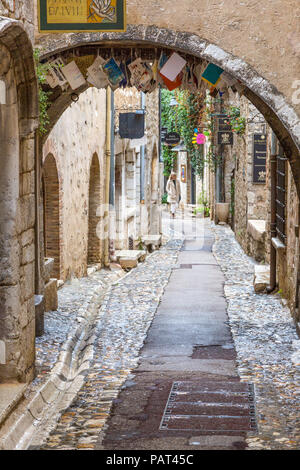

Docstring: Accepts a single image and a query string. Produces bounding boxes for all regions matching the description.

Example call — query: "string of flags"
[44,49,241,97]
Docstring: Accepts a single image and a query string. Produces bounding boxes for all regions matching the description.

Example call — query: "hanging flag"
[61,61,87,90]
[201,63,224,87]
[159,71,182,91]
[159,52,187,82]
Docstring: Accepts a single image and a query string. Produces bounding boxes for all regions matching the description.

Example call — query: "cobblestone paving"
[29,268,125,393]
[35,238,183,450]
[213,225,300,450]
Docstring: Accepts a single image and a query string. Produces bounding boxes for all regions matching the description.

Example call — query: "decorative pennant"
[159,72,182,91]
[45,57,68,89]
[86,55,109,88]
[201,63,224,87]
[128,58,152,89]
[61,61,87,90]
[159,52,187,82]
[102,57,125,90]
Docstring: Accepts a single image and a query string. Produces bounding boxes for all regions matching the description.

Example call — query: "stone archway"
[43,154,61,280]
[37,25,300,189]
[0,17,38,383]
[87,153,102,266]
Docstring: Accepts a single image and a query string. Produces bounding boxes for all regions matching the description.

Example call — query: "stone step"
[142,235,162,246]
[115,250,147,269]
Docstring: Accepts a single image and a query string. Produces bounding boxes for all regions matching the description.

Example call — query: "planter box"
[215,203,230,224]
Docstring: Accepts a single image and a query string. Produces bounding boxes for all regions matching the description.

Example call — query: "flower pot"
[215,203,230,224]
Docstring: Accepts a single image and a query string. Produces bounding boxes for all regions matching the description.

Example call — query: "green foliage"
[197,189,208,208]
[161,192,168,204]
[225,106,246,135]
[34,49,52,135]
[161,89,206,178]
[162,145,177,177]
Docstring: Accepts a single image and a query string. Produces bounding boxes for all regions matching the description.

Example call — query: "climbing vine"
[161,89,206,178]
[225,105,246,135]
[33,49,52,135]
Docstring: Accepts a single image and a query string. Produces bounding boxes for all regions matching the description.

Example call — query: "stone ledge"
[247,219,266,242]
[272,237,286,252]
[0,383,27,427]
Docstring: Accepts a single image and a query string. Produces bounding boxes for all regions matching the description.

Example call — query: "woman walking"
[166,171,181,218]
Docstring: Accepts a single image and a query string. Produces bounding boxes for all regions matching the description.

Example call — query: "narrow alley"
[0,0,300,456]
[11,215,297,451]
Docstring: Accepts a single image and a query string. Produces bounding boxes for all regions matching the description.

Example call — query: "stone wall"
[42,87,107,281]
[0,0,35,41]
[0,14,38,383]
[113,87,160,248]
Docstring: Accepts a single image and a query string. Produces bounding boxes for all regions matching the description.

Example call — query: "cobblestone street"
[213,225,300,450]
[29,235,183,450]
[25,218,300,450]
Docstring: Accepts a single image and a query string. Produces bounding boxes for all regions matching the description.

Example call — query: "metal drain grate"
[160,380,257,433]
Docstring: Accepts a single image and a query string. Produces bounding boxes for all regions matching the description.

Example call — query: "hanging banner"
[38,0,126,33]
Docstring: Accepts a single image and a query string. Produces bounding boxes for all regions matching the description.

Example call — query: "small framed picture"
[181,165,186,183]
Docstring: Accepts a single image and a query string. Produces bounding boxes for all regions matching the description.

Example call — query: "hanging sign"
[161,127,168,143]
[218,116,231,132]
[217,131,233,145]
[38,0,126,33]
[165,132,181,147]
[119,112,145,139]
[253,133,267,183]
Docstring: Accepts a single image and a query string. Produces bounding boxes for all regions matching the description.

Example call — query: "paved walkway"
[101,219,251,450]
[22,215,300,450]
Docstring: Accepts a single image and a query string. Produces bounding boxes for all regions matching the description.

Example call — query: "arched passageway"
[88,153,102,265]
[43,154,61,280]
[37,26,300,196]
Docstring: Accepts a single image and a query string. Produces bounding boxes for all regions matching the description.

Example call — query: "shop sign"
[38,0,126,33]
[218,116,231,132]
[161,127,168,143]
[165,132,181,147]
[253,133,267,183]
[217,131,233,145]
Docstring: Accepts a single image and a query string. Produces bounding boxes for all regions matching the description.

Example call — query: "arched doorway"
[87,153,102,265]
[43,154,61,280]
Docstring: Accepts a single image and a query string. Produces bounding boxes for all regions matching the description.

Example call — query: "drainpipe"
[109,91,115,207]
[267,132,277,293]
[104,88,112,267]
[140,92,146,202]
[34,130,41,295]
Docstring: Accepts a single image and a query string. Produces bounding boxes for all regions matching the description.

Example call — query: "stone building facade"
[205,89,300,317]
